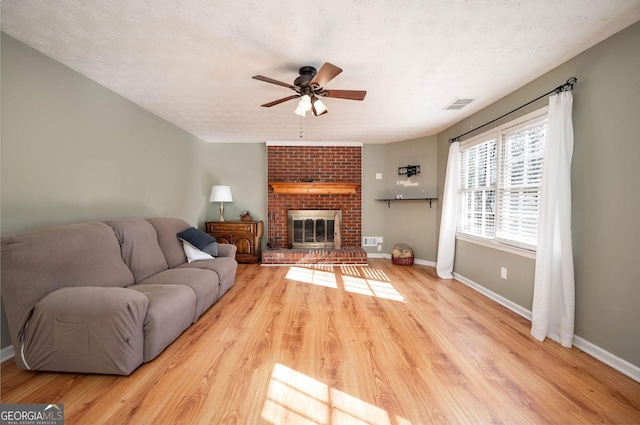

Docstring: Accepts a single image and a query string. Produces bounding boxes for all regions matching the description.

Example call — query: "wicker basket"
[392,243,414,266]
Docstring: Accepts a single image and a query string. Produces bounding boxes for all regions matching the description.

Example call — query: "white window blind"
[497,120,546,250]
[458,139,497,239]
[457,108,547,252]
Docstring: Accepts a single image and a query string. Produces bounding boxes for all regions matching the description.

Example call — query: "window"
[459,138,497,238]
[457,108,547,252]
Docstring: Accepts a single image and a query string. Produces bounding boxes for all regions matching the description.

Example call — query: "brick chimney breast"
[267,144,362,249]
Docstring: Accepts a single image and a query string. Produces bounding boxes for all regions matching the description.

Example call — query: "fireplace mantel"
[270,182,358,195]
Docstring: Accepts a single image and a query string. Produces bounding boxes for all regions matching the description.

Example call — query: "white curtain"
[436,142,460,279]
[531,91,575,347]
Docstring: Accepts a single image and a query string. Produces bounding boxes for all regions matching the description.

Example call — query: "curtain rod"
[449,77,577,143]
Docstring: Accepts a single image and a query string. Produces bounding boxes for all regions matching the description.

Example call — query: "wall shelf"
[270,182,358,195]
[376,198,437,208]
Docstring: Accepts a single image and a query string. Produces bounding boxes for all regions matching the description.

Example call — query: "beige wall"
[204,143,268,250]
[0,34,210,348]
[437,22,640,367]
[1,34,212,234]
[361,144,387,255]
[383,137,438,262]
[363,139,440,259]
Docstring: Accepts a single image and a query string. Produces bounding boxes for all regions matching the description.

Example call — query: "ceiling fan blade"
[320,89,367,101]
[252,75,296,90]
[261,95,299,107]
[310,63,342,89]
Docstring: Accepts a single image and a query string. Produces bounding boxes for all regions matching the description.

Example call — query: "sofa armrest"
[217,243,237,258]
[21,287,148,375]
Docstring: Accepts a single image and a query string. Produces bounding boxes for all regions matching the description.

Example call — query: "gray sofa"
[1,217,238,375]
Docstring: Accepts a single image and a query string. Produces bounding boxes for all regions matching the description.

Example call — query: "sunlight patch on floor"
[262,363,412,425]
[286,266,405,302]
[286,267,338,288]
[342,276,406,302]
[360,267,390,282]
[341,266,405,302]
[342,276,376,297]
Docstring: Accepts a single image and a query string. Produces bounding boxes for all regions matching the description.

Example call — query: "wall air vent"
[362,237,378,247]
[444,98,475,110]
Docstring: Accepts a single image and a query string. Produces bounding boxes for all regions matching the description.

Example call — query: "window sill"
[455,233,536,259]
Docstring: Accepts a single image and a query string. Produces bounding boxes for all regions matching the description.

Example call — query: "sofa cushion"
[1,222,135,357]
[146,217,190,268]
[177,257,238,301]
[24,287,147,375]
[129,284,196,362]
[106,218,168,282]
[216,243,237,258]
[137,268,219,322]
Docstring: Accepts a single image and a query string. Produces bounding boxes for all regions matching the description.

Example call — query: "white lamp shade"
[294,95,313,117]
[294,103,306,117]
[210,185,233,202]
[299,95,312,111]
[312,97,327,115]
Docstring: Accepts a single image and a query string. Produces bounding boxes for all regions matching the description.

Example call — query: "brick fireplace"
[288,209,341,249]
[263,143,367,265]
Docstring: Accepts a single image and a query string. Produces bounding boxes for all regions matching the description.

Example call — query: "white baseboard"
[453,272,640,384]
[453,272,532,321]
[1,345,15,363]
[413,258,437,268]
[572,336,640,383]
[367,253,437,268]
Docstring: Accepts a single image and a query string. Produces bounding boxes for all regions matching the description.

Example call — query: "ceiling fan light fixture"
[294,103,306,117]
[294,94,312,116]
[312,97,327,115]
[300,95,312,111]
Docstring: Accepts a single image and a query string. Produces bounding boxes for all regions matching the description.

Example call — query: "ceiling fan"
[252,62,367,117]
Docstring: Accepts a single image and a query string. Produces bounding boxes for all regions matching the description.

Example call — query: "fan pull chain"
[299,115,303,138]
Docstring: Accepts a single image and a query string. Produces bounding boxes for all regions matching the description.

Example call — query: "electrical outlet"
[376,173,383,180]
[501,267,508,280]
[377,245,382,251]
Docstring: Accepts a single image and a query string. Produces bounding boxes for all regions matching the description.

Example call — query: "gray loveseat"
[1,217,237,375]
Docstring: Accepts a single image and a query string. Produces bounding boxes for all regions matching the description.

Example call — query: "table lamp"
[210,185,233,221]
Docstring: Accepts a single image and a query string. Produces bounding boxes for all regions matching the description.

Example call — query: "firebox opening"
[287,210,342,249]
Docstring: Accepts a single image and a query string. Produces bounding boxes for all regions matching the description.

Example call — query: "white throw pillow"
[182,242,214,263]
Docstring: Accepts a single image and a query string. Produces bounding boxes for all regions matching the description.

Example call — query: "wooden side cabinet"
[205,220,263,264]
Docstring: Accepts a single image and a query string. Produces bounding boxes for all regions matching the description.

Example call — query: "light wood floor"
[2,259,639,424]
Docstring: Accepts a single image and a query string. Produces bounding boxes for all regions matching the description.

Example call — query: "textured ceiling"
[2,1,640,144]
